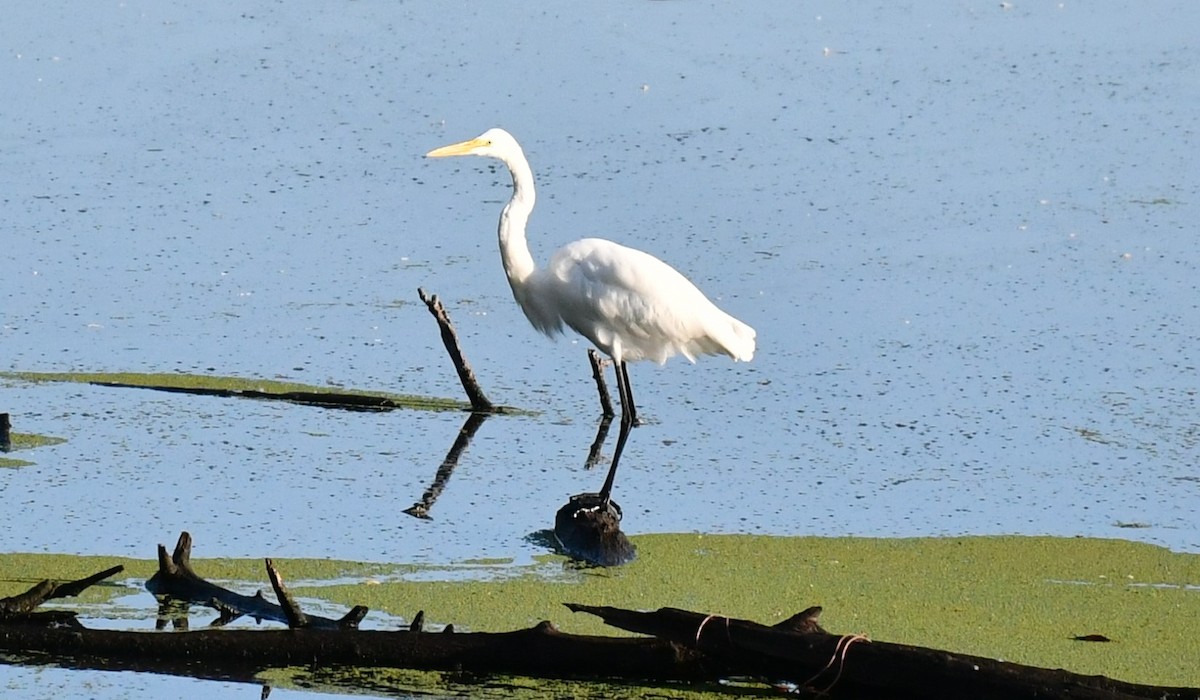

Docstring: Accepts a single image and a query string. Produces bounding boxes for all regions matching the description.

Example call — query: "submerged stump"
[554,493,636,566]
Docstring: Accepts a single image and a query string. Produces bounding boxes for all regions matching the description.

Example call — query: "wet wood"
[568,604,1200,700]
[418,287,494,411]
[0,616,708,683]
[587,349,615,418]
[2,544,706,681]
[3,534,1197,700]
[0,565,124,618]
[144,532,357,629]
[554,493,637,567]
[0,412,10,451]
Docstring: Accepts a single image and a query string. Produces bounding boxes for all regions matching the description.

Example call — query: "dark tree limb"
[586,349,615,418]
[0,618,711,686]
[84,382,461,412]
[265,558,308,629]
[567,604,1200,700]
[418,287,494,412]
[4,535,1197,700]
[145,532,352,630]
[0,565,123,617]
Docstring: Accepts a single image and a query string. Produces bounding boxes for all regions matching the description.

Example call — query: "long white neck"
[497,150,537,287]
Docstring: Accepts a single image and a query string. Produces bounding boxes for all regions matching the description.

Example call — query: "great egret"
[426,128,755,504]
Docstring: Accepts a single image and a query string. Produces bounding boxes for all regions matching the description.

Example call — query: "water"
[2,1,1198,696]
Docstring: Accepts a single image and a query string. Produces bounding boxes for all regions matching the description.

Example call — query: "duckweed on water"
[1,534,1197,687]
[256,666,740,699]
[0,370,469,412]
[0,432,67,468]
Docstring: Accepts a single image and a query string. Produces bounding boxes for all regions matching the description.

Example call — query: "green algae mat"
[0,370,471,412]
[0,370,488,467]
[2,534,1197,689]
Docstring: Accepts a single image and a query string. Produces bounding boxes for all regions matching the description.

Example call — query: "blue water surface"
[2,1,1198,696]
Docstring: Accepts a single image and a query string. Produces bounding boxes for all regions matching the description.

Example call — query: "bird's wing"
[541,238,750,364]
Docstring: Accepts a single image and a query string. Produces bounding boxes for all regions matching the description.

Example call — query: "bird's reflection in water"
[551,409,637,567]
[402,408,635,566]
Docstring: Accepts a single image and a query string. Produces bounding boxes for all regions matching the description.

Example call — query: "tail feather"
[686,313,755,363]
[723,316,756,362]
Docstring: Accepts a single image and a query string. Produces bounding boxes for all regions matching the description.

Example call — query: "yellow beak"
[425,137,488,158]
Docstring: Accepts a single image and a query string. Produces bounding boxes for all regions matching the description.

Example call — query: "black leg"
[599,361,636,504]
[619,360,641,427]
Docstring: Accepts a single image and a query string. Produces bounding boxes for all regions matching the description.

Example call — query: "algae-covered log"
[4,533,1199,700]
[568,604,1200,700]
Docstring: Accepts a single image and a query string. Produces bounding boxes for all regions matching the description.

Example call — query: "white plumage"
[426,127,755,503]
[427,128,755,366]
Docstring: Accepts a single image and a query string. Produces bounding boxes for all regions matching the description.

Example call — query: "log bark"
[4,534,1197,700]
[418,287,494,412]
[0,565,123,616]
[0,619,709,683]
[144,532,359,629]
[567,604,1200,700]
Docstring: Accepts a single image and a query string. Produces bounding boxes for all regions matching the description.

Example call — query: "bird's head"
[426,128,520,160]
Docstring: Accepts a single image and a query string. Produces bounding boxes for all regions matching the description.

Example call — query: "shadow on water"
[403,411,491,520]
[401,408,636,567]
[6,364,638,566]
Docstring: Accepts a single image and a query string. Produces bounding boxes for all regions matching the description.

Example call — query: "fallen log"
[3,536,1197,699]
[568,604,1200,700]
[0,617,710,683]
[83,379,480,412]
[2,555,712,684]
[0,564,125,630]
[145,532,361,629]
[0,565,124,617]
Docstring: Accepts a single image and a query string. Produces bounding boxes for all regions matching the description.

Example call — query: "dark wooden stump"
[554,493,636,566]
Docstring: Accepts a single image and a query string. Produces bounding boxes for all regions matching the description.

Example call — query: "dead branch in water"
[2,532,1196,700]
[417,287,495,412]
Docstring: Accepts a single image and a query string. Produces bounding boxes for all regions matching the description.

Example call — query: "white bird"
[426,128,755,503]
